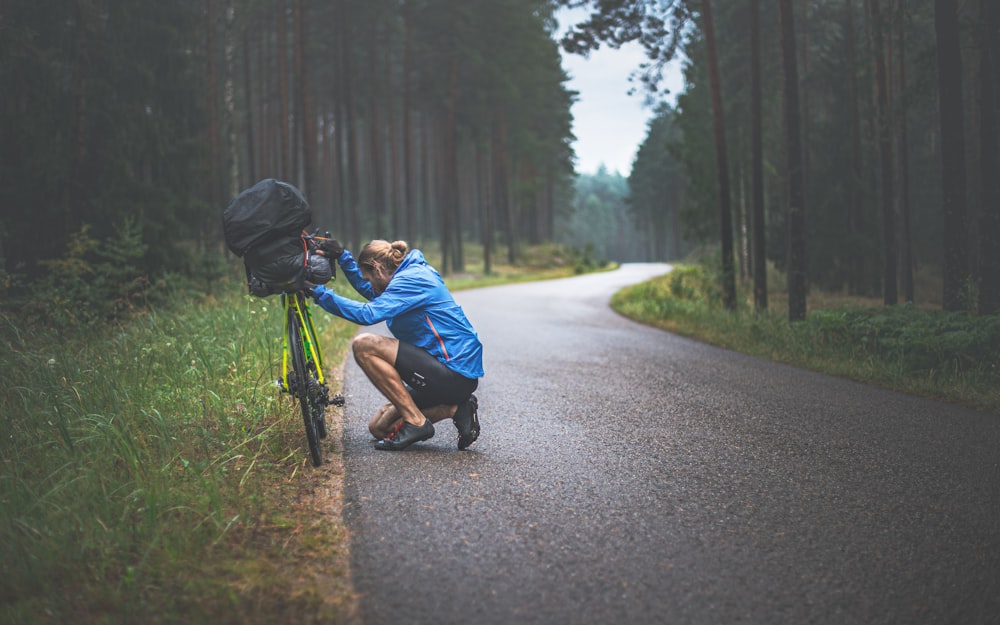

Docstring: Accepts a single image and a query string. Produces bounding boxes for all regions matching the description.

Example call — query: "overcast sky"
[553,7,685,177]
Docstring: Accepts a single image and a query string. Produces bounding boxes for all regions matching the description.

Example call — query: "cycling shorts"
[394,340,478,408]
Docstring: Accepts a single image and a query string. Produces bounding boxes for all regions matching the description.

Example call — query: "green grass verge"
[611,265,1000,415]
[1,280,358,624]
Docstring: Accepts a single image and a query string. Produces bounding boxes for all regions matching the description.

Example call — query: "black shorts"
[394,341,478,409]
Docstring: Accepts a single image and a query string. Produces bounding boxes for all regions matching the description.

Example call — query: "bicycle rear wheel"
[288,305,323,466]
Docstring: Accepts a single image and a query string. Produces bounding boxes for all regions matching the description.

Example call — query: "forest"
[1,0,998,320]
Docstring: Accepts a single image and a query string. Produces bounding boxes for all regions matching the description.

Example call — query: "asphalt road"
[339,264,1000,625]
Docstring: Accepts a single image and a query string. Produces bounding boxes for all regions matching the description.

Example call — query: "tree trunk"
[385,26,400,238]
[206,0,220,208]
[494,103,515,264]
[340,0,361,250]
[480,144,494,274]
[779,0,808,322]
[277,0,290,180]
[867,0,897,305]
[331,11,346,236]
[258,18,271,176]
[294,0,316,197]
[66,0,95,239]
[368,20,385,236]
[403,1,416,243]
[699,0,737,310]
[897,0,914,303]
[242,23,256,186]
[442,56,461,274]
[845,0,865,296]
[750,0,768,313]
[978,0,1000,314]
[224,0,239,198]
[934,0,969,311]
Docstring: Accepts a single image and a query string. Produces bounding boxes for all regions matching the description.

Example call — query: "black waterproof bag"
[223,179,311,257]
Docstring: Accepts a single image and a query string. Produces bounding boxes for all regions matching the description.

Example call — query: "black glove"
[319,238,343,258]
[300,281,317,298]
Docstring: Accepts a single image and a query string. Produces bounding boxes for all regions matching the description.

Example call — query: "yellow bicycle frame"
[280,292,326,391]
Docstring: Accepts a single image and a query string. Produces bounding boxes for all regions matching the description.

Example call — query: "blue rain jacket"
[311,249,484,380]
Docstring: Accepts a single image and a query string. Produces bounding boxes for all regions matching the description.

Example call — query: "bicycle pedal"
[330,393,345,407]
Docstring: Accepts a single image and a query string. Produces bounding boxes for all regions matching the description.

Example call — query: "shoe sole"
[457,396,480,450]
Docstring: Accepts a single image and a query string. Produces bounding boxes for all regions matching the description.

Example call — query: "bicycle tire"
[305,357,328,440]
[300,299,328,440]
[288,305,323,466]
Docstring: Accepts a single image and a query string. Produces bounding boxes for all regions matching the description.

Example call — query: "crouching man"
[308,239,483,451]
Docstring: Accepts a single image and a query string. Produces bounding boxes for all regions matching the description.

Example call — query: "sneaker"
[453,394,479,450]
[374,419,435,451]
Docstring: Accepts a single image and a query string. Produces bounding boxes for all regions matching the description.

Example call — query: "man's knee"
[351,332,387,358]
[351,332,380,356]
[352,333,397,366]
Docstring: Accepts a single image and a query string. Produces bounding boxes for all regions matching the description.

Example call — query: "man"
[309,238,483,451]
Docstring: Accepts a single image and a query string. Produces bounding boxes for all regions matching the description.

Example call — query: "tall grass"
[612,264,1000,414]
[1,279,356,624]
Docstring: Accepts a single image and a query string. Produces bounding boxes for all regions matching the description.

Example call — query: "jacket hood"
[397,249,426,272]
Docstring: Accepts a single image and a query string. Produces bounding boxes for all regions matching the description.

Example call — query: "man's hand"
[319,238,343,258]
[300,281,317,298]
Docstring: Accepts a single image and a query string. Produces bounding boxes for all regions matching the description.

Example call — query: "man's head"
[358,240,409,294]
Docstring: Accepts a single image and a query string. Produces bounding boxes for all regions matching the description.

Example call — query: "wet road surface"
[339,264,1000,625]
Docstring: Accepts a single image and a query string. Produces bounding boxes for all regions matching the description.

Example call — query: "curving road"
[339,264,1000,625]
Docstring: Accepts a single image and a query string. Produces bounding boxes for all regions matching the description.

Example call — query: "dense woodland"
[1,0,997,319]
[568,0,999,317]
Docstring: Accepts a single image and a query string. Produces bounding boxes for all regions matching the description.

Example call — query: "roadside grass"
[1,276,358,624]
[0,242,591,624]
[611,264,1000,415]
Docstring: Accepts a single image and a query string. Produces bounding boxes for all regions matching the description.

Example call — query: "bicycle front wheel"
[288,305,323,466]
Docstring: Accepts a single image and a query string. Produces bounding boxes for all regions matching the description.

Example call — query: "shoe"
[374,419,435,451]
[453,394,479,450]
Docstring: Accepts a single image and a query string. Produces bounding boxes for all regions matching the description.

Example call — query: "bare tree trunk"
[206,0,221,209]
[403,1,416,244]
[751,0,768,313]
[369,20,385,235]
[386,26,400,238]
[242,23,256,186]
[779,0,808,321]
[978,0,1000,313]
[276,0,291,180]
[420,113,433,243]
[896,0,914,303]
[332,15,346,235]
[494,103,515,264]
[700,0,737,310]
[934,0,969,311]
[845,0,866,295]
[224,0,239,198]
[441,56,460,275]
[258,18,271,176]
[866,0,897,305]
[66,0,96,238]
[340,0,361,250]
[294,0,316,197]
[480,144,494,274]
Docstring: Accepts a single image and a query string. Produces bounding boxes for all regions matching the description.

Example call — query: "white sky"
[554,7,685,177]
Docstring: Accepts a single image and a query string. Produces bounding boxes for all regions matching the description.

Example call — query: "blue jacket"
[311,249,484,380]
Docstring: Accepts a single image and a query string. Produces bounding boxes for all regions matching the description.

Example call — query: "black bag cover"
[243,236,335,297]
[223,179,311,256]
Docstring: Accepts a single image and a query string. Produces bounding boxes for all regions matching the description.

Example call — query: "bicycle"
[275,240,344,467]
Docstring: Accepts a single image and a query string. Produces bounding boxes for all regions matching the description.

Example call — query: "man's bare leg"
[353,332,459,431]
[352,332,426,427]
